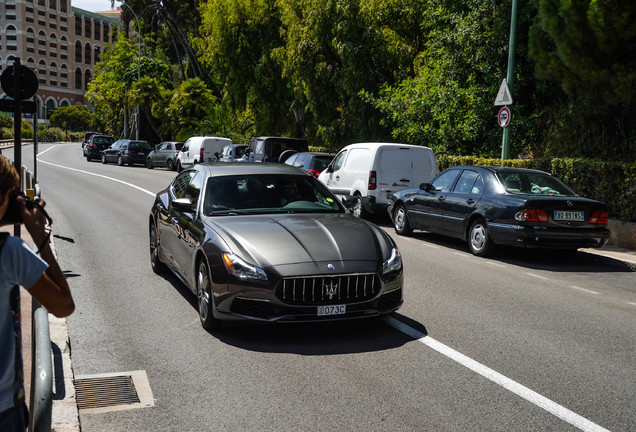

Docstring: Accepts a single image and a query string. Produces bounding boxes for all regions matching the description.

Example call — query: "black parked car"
[146,141,183,171]
[284,151,336,178]
[149,163,403,330]
[84,134,115,161]
[102,139,153,166]
[388,166,610,256]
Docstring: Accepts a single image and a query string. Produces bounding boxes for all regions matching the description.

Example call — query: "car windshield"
[130,141,152,151]
[311,155,335,172]
[94,137,113,144]
[203,174,344,215]
[497,172,577,196]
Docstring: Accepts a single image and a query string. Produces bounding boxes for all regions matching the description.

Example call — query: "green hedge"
[438,155,636,222]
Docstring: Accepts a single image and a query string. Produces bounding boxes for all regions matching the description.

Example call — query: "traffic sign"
[494,79,513,106]
[1,65,39,100]
[0,99,37,113]
[498,106,511,128]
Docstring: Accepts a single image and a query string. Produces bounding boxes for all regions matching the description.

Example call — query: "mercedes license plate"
[318,305,346,316]
[554,210,584,221]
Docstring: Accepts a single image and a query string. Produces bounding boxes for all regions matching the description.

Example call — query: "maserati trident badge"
[325,280,338,299]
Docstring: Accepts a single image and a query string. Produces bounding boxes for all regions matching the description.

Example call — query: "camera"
[1,189,40,224]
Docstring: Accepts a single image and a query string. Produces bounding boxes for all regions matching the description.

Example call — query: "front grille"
[278,273,380,305]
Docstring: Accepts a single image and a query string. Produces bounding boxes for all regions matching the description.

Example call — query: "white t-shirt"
[0,235,48,412]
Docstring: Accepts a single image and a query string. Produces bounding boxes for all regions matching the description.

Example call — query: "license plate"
[138,152,145,156]
[317,305,346,316]
[554,210,584,221]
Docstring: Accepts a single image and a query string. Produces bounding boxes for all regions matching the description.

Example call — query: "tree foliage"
[49,105,93,131]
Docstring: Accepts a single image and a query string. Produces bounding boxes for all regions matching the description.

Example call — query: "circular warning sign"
[498,106,511,128]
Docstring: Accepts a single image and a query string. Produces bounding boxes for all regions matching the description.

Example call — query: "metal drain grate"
[74,375,140,410]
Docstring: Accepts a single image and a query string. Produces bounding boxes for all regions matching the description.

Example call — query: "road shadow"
[211,312,426,355]
[381,225,634,273]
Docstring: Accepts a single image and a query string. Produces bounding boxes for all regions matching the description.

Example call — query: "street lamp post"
[121,1,141,140]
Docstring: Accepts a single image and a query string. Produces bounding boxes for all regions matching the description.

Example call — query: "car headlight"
[222,253,268,281]
[382,247,402,275]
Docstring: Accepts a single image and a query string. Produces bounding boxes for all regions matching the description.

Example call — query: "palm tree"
[128,76,165,141]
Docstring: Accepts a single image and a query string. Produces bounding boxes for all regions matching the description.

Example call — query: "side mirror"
[325,165,334,173]
[172,197,194,212]
[420,183,433,191]
[341,195,357,212]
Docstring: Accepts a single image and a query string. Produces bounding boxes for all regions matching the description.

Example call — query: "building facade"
[0,0,120,121]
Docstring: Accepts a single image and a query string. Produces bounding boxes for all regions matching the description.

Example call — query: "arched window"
[75,67,82,89]
[75,40,82,62]
[26,27,36,53]
[60,64,68,87]
[49,33,58,57]
[60,35,68,59]
[84,42,91,64]
[84,69,92,90]
[6,25,18,52]
[94,46,101,63]
[49,61,58,86]
[45,99,56,119]
[60,100,70,107]
[38,60,47,85]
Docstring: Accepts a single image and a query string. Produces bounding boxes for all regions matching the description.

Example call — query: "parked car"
[387,165,611,256]
[245,136,309,163]
[318,143,438,218]
[149,163,403,330]
[101,139,153,166]
[284,151,335,178]
[219,143,248,162]
[81,132,98,150]
[146,141,183,170]
[176,136,231,171]
[84,134,115,161]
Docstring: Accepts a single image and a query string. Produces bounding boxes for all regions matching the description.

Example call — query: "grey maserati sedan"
[149,163,403,331]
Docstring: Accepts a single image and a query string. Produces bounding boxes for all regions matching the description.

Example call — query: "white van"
[318,143,438,217]
[176,136,232,171]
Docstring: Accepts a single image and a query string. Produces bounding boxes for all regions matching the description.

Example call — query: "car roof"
[292,151,335,157]
[449,165,550,175]
[194,162,313,177]
[253,136,307,142]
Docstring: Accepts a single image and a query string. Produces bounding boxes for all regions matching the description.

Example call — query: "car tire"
[197,258,222,331]
[393,204,413,236]
[468,219,494,257]
[117,155,124,166]
[177,160,183,172]
[167,159,175,171]
[86,154,91,162]
[352,194,367,218]
[149,219,167,274]
[146,158,153,169]
[101,153,107,164]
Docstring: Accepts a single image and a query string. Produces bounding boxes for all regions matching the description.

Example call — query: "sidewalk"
[2,223,634,432]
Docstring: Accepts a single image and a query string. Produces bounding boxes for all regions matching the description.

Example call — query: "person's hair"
[0,156,19,193]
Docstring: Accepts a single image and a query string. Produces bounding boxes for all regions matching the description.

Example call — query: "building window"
[38,62,47,85]
[46,100,56,119]
[95,22,101,40]
[75,15,81,35]
[84,43,91,64]
[61,0,67,13]
[75,41,82,62]
[84,69,92,90]
[103,23,110,42]
[75,68,82,89]
[50,0,57,9]
[94,46,101,62]
[84,17,91,38]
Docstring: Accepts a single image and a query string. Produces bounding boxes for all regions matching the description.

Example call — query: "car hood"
[205,213,393,269]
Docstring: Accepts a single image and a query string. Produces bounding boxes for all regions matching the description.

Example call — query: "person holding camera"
[0,156,74,431]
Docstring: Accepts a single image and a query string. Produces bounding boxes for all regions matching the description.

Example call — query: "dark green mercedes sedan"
[149,163,403,331]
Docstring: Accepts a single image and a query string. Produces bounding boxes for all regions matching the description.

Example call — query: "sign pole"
[12,58,22,237]
[501,0,518,161]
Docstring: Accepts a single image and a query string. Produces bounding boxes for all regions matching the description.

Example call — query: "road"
[6,142,636,431]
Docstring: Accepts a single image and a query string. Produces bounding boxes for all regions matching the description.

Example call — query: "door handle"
[466,199,475,204]
[400,178,409,182]
[438,196,445,201]
[336,175,340,181]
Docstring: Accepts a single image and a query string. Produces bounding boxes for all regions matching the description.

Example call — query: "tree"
[164,78,217,140]
[49,105,93,132]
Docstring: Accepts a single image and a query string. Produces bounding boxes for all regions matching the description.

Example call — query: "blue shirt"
[0,235,48,412]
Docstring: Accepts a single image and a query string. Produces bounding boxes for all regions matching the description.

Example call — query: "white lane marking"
[526,272,549,280]
[569,286,600,295]
[382,316,610,432]
[37,152,155,197]
[486,261,505,268]
[627,302,636,307]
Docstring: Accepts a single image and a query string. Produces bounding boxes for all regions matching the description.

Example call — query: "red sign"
[498,107,511,128]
